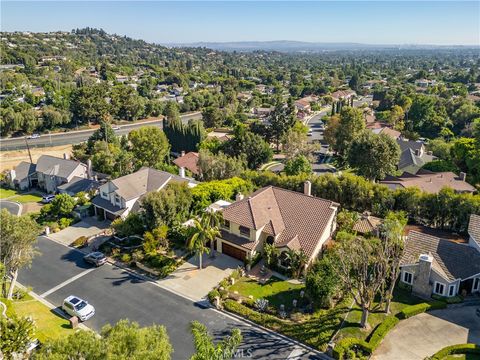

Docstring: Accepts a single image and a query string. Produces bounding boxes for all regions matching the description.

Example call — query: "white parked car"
[27,133,40,139]
[41,194,56,203]
[62,295,95,321]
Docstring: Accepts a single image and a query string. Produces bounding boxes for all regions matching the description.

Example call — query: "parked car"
[62,295,95,321]
[27,133,40,139]
[112,126,120,130]
[83,252,107,267]
[41,194,56,203]
[307,129,313,136]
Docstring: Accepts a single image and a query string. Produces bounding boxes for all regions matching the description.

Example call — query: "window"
[101,191,108,199]
[434,282,445,296]
[448,284,456,297]
[114,194,121,205]
[223,220,230,229]
[474,278,480,292]
[403,271,413,285]
[239,226,250,237]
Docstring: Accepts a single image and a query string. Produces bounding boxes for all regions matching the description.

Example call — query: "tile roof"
[401,231,480,281]
[173,152,199,175]
[36,155,86,179]
[222,186,338,258]
[331,89,356,100]
[468,214,480,248]
[353,214,383,234]
[381,171,476,194]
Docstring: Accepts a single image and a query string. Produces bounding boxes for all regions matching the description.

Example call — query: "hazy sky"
[2,1,479,45]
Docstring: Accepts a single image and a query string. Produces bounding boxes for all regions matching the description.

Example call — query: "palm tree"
[187,218,220,270]
[190,321,242,360]
[202,210,223,257]
[284,249,308,278]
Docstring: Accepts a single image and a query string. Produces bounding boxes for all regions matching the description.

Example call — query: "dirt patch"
[0,145,73,172]
[21,202,43,215]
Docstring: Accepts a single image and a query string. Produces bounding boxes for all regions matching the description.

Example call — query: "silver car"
[62,295,95,321]
[83,252,107,267]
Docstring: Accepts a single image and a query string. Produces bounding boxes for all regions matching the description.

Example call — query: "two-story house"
[92,167,197,220]
[7,155,89,193]
[399,215,480,299]
[215,182,339,266]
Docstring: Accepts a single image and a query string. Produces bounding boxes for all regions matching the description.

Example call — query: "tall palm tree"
[187,218,220,270]
[202,210,223,257]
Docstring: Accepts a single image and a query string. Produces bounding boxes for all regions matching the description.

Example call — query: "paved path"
[0,199,22,215]
[372,307,480,360]
[18,237,326,360]
[48,217,110,245]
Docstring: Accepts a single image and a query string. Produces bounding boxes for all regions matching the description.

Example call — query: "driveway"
[0,199,22,215]
[159,252,243,301]
[372,307,480,360]
[48,216,110,245]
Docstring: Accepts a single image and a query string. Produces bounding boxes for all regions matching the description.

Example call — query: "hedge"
[397,301,446,319]
[223,299,283,331]
[334,301,447,359]
[429,343,480,360]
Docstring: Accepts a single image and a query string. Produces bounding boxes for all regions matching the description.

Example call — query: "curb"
[217,306,333,360]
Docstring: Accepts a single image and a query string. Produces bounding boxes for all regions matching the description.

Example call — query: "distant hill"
[165,40,478,53]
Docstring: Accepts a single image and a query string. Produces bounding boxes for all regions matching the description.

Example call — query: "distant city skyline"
[2,1,479,46]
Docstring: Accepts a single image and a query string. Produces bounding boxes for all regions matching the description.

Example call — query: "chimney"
[304,181,312,196]
[181,150,186,157]
[63,153,70,160]
[412,253,433,299]
[87,159,92,179]
[235,193,244,202]
[179,167,185,179]
[459,172,467,181]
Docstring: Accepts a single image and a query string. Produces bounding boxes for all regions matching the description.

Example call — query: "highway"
[0,112,202,151]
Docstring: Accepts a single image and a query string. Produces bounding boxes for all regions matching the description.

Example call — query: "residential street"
[18,237,325,360]
[0,112,202,151]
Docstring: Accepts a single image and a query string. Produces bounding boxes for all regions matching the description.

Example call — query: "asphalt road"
[0,112,202,151]
[18,237,324,360]
[0,200,22,215]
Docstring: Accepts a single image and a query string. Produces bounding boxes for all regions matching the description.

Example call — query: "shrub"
[219,279,229,289]
[333,338,371,360]
[255,298,269,312]
[431,294,463,304]
[59,217,73,229]
[430,343,480,360]
[71,236,88,248]
[397,301,447,319]
[397,281,412,292]
[223,299,283,331]
[121,253,132,264]
[208,289,220,303]
[368,315,400,350]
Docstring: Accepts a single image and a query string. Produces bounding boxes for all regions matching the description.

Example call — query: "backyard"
[2,291,75,343]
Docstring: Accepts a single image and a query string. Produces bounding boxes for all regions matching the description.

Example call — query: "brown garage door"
[222,242,246,261]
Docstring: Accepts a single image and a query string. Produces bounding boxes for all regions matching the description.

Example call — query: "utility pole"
[24,137,33,163]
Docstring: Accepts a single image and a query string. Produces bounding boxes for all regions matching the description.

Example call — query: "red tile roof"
[173,152,199,175]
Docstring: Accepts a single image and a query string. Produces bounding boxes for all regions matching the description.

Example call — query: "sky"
[1,1,479,45]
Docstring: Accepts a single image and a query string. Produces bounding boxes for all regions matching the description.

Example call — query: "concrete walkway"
[48,217,110,245]
[158,252,242,301]
[372,306,480,360]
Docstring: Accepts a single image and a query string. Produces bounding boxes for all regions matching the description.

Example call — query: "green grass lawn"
[336,287,423,341]
[229,276,304,308]
[0,188,18,198]
[2,292,75,342]
[444,355,480,360]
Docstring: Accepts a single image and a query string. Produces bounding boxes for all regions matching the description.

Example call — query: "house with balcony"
[399,215,480,299]
[92,167,197,220]
[215,182,339,267]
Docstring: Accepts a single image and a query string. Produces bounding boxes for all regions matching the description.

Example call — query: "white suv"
[62,295,95,321]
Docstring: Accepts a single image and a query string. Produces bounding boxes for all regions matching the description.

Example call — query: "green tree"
[225,126,273,170]
[50,194,76,217]
[331,107,365,163]
[110,85,145,121]
[202,107,224,128]
[198,149,246,181]
[1,315,36,357]
[305,252,341,308]
[87,121,119,152]
[141,182,193,229]
[190,321,242,360]
[0,209,39,299]
[128,126,170,169]
[347,131,400,181]
[35,319,173,360]
[187,218,219,270]
[268,97,296,151]
[70,84,110,125]
[284,155,312,176]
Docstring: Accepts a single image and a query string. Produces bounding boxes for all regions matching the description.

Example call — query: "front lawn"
[0,188,17,198]
[3,292,75,343]
[336,287,423,341]
[229,276,304,309]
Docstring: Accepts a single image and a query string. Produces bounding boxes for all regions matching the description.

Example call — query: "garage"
[221,242,247,261]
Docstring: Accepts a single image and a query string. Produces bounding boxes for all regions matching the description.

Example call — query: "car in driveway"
[62,295,95,321]
[83,252,107,267]
[41,194,56,203]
